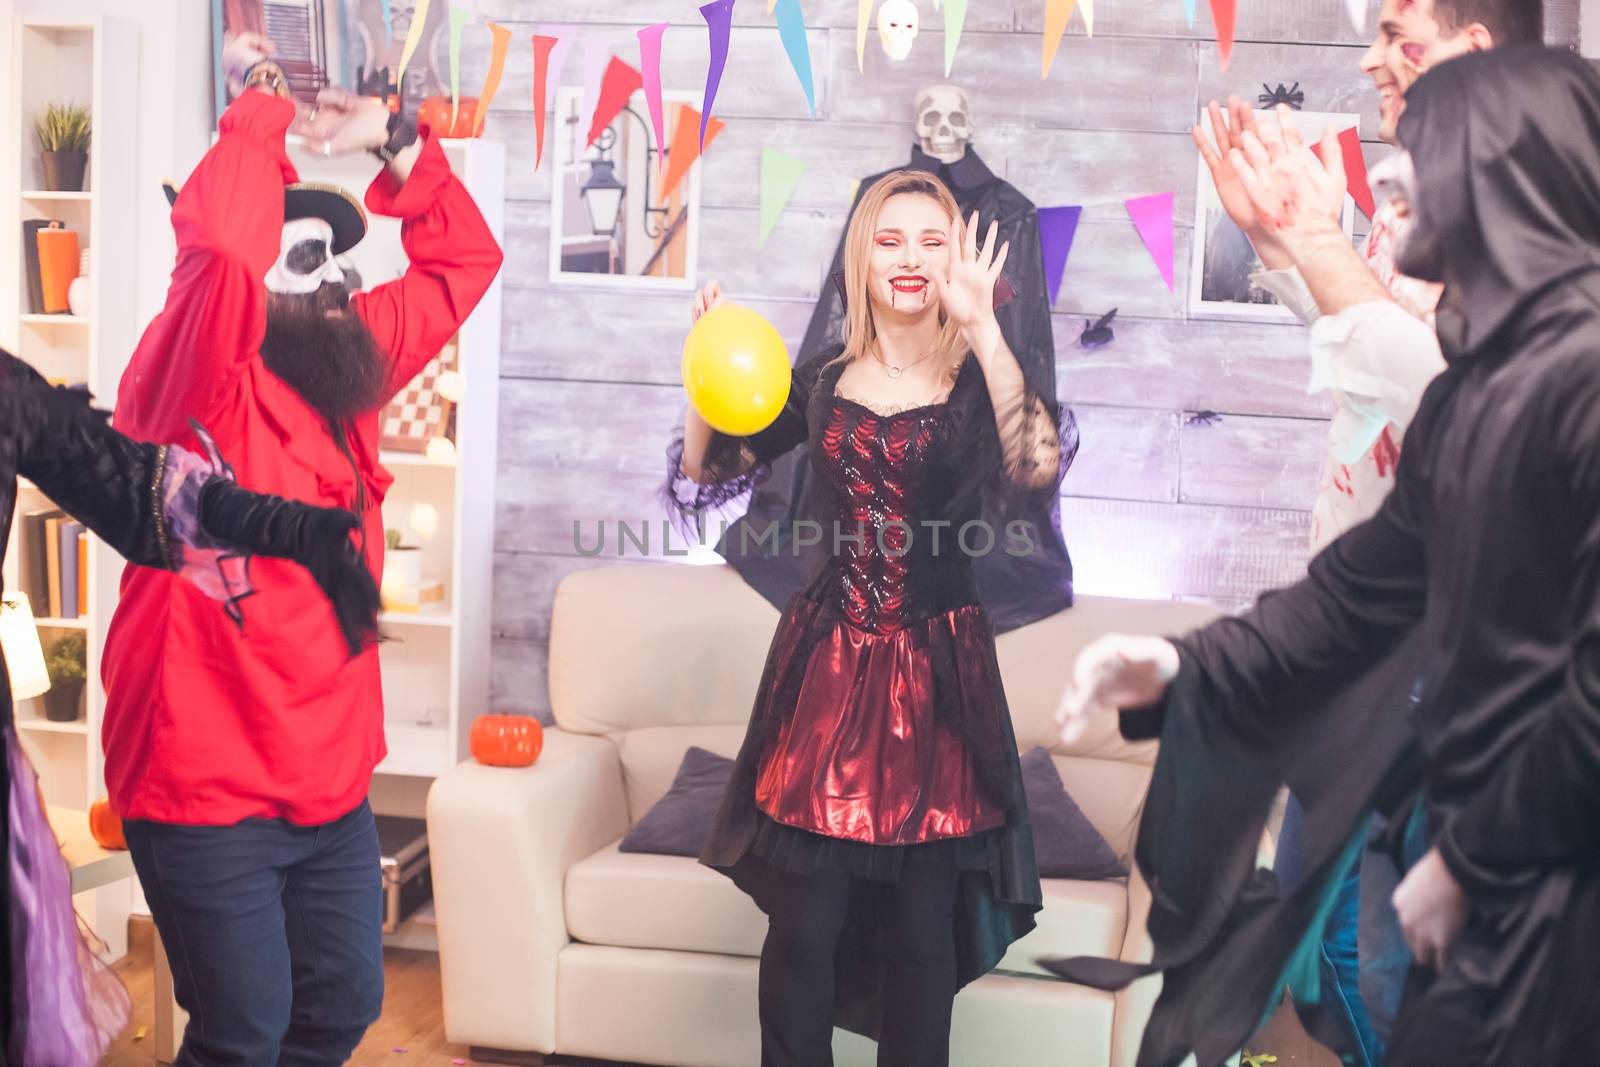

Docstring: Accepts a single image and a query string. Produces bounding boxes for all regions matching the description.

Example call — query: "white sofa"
[429,562,1222,1067]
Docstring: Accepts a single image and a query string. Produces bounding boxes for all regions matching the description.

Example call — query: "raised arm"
[343,98,504,399]
[944,213,1078,497]
[115,86,298,443]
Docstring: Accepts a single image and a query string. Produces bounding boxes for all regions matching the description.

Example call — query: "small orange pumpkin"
[416,96,482,139]
[470,715,543,767]
[88,798,127,851]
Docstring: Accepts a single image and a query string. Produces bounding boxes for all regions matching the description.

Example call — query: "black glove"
[197,479,382,657]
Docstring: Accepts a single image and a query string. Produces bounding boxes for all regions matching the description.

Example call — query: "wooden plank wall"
[463,1,1583,713]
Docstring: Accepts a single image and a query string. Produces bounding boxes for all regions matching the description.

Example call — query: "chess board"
[381,341,457,453]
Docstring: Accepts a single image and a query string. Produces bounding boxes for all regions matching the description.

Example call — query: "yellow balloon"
[681,303,792,436]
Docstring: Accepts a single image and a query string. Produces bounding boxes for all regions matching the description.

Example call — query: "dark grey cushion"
[1021,746,1127,880]
[618,743,1125,879]
[618,746,734,857]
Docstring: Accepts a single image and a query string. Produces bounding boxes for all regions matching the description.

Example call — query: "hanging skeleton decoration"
[1258,82,1306,109]
[915,83,972,164]
[877,0,921,62]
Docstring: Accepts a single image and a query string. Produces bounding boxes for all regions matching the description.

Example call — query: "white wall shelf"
[4,9,140,963]
[20,313,92,326]
[22,189,93,201]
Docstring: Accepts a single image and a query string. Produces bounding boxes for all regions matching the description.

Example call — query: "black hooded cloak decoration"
[706,145,1075,634]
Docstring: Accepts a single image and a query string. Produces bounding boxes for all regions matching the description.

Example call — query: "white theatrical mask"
[877,0,920,62]
[264,216,345,296]
[916,83,972,164]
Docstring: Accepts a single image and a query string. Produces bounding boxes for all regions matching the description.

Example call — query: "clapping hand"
[1193,97,1292,270]
[1226,104,1349,256]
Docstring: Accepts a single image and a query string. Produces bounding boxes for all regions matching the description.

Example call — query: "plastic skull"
[877,0,920,62]
[916,83,972,164]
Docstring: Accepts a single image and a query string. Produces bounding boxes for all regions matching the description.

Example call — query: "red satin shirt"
[103,91,502,826]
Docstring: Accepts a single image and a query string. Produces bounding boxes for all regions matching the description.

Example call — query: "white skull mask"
[916,84,972,164]
[265,216,346,297]
[877,0,920,62]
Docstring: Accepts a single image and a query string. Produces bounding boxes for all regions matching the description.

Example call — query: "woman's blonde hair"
[836,170,969,370]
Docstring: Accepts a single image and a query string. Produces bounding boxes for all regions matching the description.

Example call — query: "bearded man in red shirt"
[103,32,502,1066]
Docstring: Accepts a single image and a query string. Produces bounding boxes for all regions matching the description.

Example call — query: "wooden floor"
[102,921,1337,1067]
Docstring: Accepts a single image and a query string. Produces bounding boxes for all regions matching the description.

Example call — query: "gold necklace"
[873,343,938,380]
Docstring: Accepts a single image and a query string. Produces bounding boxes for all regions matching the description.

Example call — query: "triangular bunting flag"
[944,0,969,76]
[775,0,816,115]
[588,58,644,148]
[472,23,512,137]
[531,34,559,169]
[1311,126,1377,220]
[448,5,471,130]
[1037,205,1083,307]
[858,0,873,71]
[381,0,392,41]
[848,178,862,206]
[1126,192,1176,291]
[1345,0,1368,33]
[1210,0,1237,72]
[638,23,669,165]
[1042,0,1077,78]
[1081,0,1095,36]
[579,37,613,142]
[537,23,576,105]
[1183,0,1196,28]
[661,103,726,201]
[701,0,736,148]
[759,148,807,247]
[396,0,433,87]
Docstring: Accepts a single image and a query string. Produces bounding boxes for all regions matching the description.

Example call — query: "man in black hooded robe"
[1046,45,1600,1067]
[711,87,1075,635]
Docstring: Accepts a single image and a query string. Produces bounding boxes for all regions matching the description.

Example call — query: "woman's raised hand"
[691,280,726,324]
[940,211,1009,332]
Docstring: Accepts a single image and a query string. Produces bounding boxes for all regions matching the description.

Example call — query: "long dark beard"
[261,284,386,422]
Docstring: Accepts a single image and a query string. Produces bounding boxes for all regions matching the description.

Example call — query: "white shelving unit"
[285,136,505,787]
[4,11,139,960]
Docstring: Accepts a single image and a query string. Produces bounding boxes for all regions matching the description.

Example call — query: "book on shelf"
[44,515,63,617]
[22,220,59,315]
[59,521,83,620]
[23,508,61,609]
[76,530,88,616]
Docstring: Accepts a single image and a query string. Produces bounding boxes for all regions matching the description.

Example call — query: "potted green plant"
[382,526,423,591]
[43,630,87,722]
[34,102,91,192]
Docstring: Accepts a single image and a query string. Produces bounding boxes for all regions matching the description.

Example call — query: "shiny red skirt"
[753,602,1006,847]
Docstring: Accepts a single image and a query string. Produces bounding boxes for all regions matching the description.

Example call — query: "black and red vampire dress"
[666,342,1079,1037]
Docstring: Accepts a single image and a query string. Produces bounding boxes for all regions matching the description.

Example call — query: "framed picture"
[213,0,450,122]
[1187,109,1362,323]
[549,87,702,292]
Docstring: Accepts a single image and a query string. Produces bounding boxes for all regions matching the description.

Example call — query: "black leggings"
[757,852,960,1067]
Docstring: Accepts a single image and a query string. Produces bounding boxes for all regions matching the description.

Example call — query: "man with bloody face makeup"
[102,33,502,1067]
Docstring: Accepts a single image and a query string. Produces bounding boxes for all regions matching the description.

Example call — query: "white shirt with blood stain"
[1251,197,1445,554]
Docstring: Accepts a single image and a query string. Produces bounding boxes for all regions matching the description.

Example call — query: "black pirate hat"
[161,178,367,254]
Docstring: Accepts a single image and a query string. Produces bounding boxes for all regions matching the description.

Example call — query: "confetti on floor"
[134,1026,147,1041]
[392,1048,408,1055]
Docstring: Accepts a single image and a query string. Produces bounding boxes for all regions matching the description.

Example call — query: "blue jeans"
[124,800,385,1067]
[1278,797,1387,1067]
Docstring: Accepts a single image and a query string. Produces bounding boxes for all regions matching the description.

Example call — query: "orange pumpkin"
[88,798,127,851]
[416,96,482,139]
[470,715,543,767]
